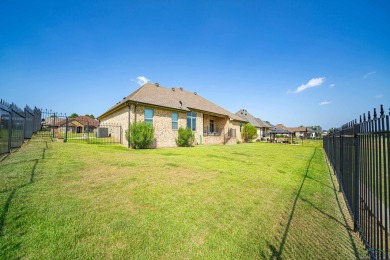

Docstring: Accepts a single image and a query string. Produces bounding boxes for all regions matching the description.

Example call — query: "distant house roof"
[289,127,307,132]
[235,109,271,129]
[274,124,307,133]
[270,126,293,134]
[74,116,99,127]
[57,116,99,128]
[99,83,246,122]
[255,118,272,128]
[274,124,289,131]
[42,117,61,126]
[235,109,263,127]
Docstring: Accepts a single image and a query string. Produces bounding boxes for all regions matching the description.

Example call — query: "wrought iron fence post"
[65,117,68,142]
[7,106,13,153]
[353,121,360,232]
[52,112,56,138]
[87,123,90,143]
[340,129,344,192]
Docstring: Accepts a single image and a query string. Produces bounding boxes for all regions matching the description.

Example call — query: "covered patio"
[269,129,294,143]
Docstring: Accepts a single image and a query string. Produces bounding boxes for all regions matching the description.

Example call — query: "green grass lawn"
[0,137,366,259]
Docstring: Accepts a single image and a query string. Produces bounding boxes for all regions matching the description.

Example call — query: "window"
[172,112,178,130]
[144,108,153,125]
[210,120,215,133]
[186,112,196,131]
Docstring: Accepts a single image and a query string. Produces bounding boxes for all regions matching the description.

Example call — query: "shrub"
[176,127,195,147]
[241,124,258,143]
[126,122,154,149]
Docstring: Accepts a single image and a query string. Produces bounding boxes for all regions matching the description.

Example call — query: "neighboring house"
[98,83,247,148]
[57,116,99,134]
[236,109,261,140]
[273,124,308,138]
[235,109,271,140]
[307,128,323,139]
[289,127,308,138]
[41,117,60,131]
[273,124,290,132]
[256,117,272,138]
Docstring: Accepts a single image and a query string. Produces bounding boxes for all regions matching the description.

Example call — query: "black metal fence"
[1,99,123,156]
[1,99,42,155]
[323,105,389,260]
[37,110,122,145]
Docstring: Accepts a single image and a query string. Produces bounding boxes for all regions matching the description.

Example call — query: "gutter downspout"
[134,102,138,122]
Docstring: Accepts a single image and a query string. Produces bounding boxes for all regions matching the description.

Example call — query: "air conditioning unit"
[97,127,109,138]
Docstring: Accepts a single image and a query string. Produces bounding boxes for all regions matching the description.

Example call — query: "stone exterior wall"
[256,128,261,140]
[225,121,243,145]
[100,104,243,148]
[203,114,226,145]
[134,105,189,148]
[99,106,130,147]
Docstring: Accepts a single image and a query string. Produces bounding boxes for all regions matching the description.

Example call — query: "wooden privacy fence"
[323,105,389,260]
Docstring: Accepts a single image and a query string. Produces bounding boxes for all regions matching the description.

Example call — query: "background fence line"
[323,104,389,260]
[1,99,123,156]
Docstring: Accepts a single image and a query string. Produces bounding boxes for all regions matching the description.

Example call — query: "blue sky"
[1,0,389,130]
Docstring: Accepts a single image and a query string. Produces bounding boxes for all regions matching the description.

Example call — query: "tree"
[85,114,95,119]
[176,127,195,147]
[69,113,78,118]
[241,124,258,142]
[309,125,322,132]
[126,122,154,149]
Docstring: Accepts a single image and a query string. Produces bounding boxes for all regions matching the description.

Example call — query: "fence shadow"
[0,140,48,240]
[267,148,317,259]
[325,156,362,259]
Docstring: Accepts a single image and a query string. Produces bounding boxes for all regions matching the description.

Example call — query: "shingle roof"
[289,127,307,132]
[255,117,272,128]
[56,116,99,127]
[273,124,307,132]
[99,83,245,121]
[235,109,262,127]
[74,116,100,127]
[274,124,289,131]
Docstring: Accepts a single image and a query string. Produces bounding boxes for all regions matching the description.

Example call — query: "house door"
[77,126,82,133]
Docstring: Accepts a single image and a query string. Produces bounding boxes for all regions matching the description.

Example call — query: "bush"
[126,122,154,149]
[241,124,258,143]
[176,127,195,147]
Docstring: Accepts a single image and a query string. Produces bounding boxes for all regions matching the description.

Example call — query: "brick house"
[58,116,99,134]
[235,109,271,140]
[98,83,247,148]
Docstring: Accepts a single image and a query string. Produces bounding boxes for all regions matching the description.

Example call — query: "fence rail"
[323,105,389,260]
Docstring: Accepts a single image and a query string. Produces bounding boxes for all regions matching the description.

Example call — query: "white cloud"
[319,101,331,106]
[134,76,150,86]
[375,94,383,99]
[329,83,335,88]
[363,71,376,79]
[291,77,326,93]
